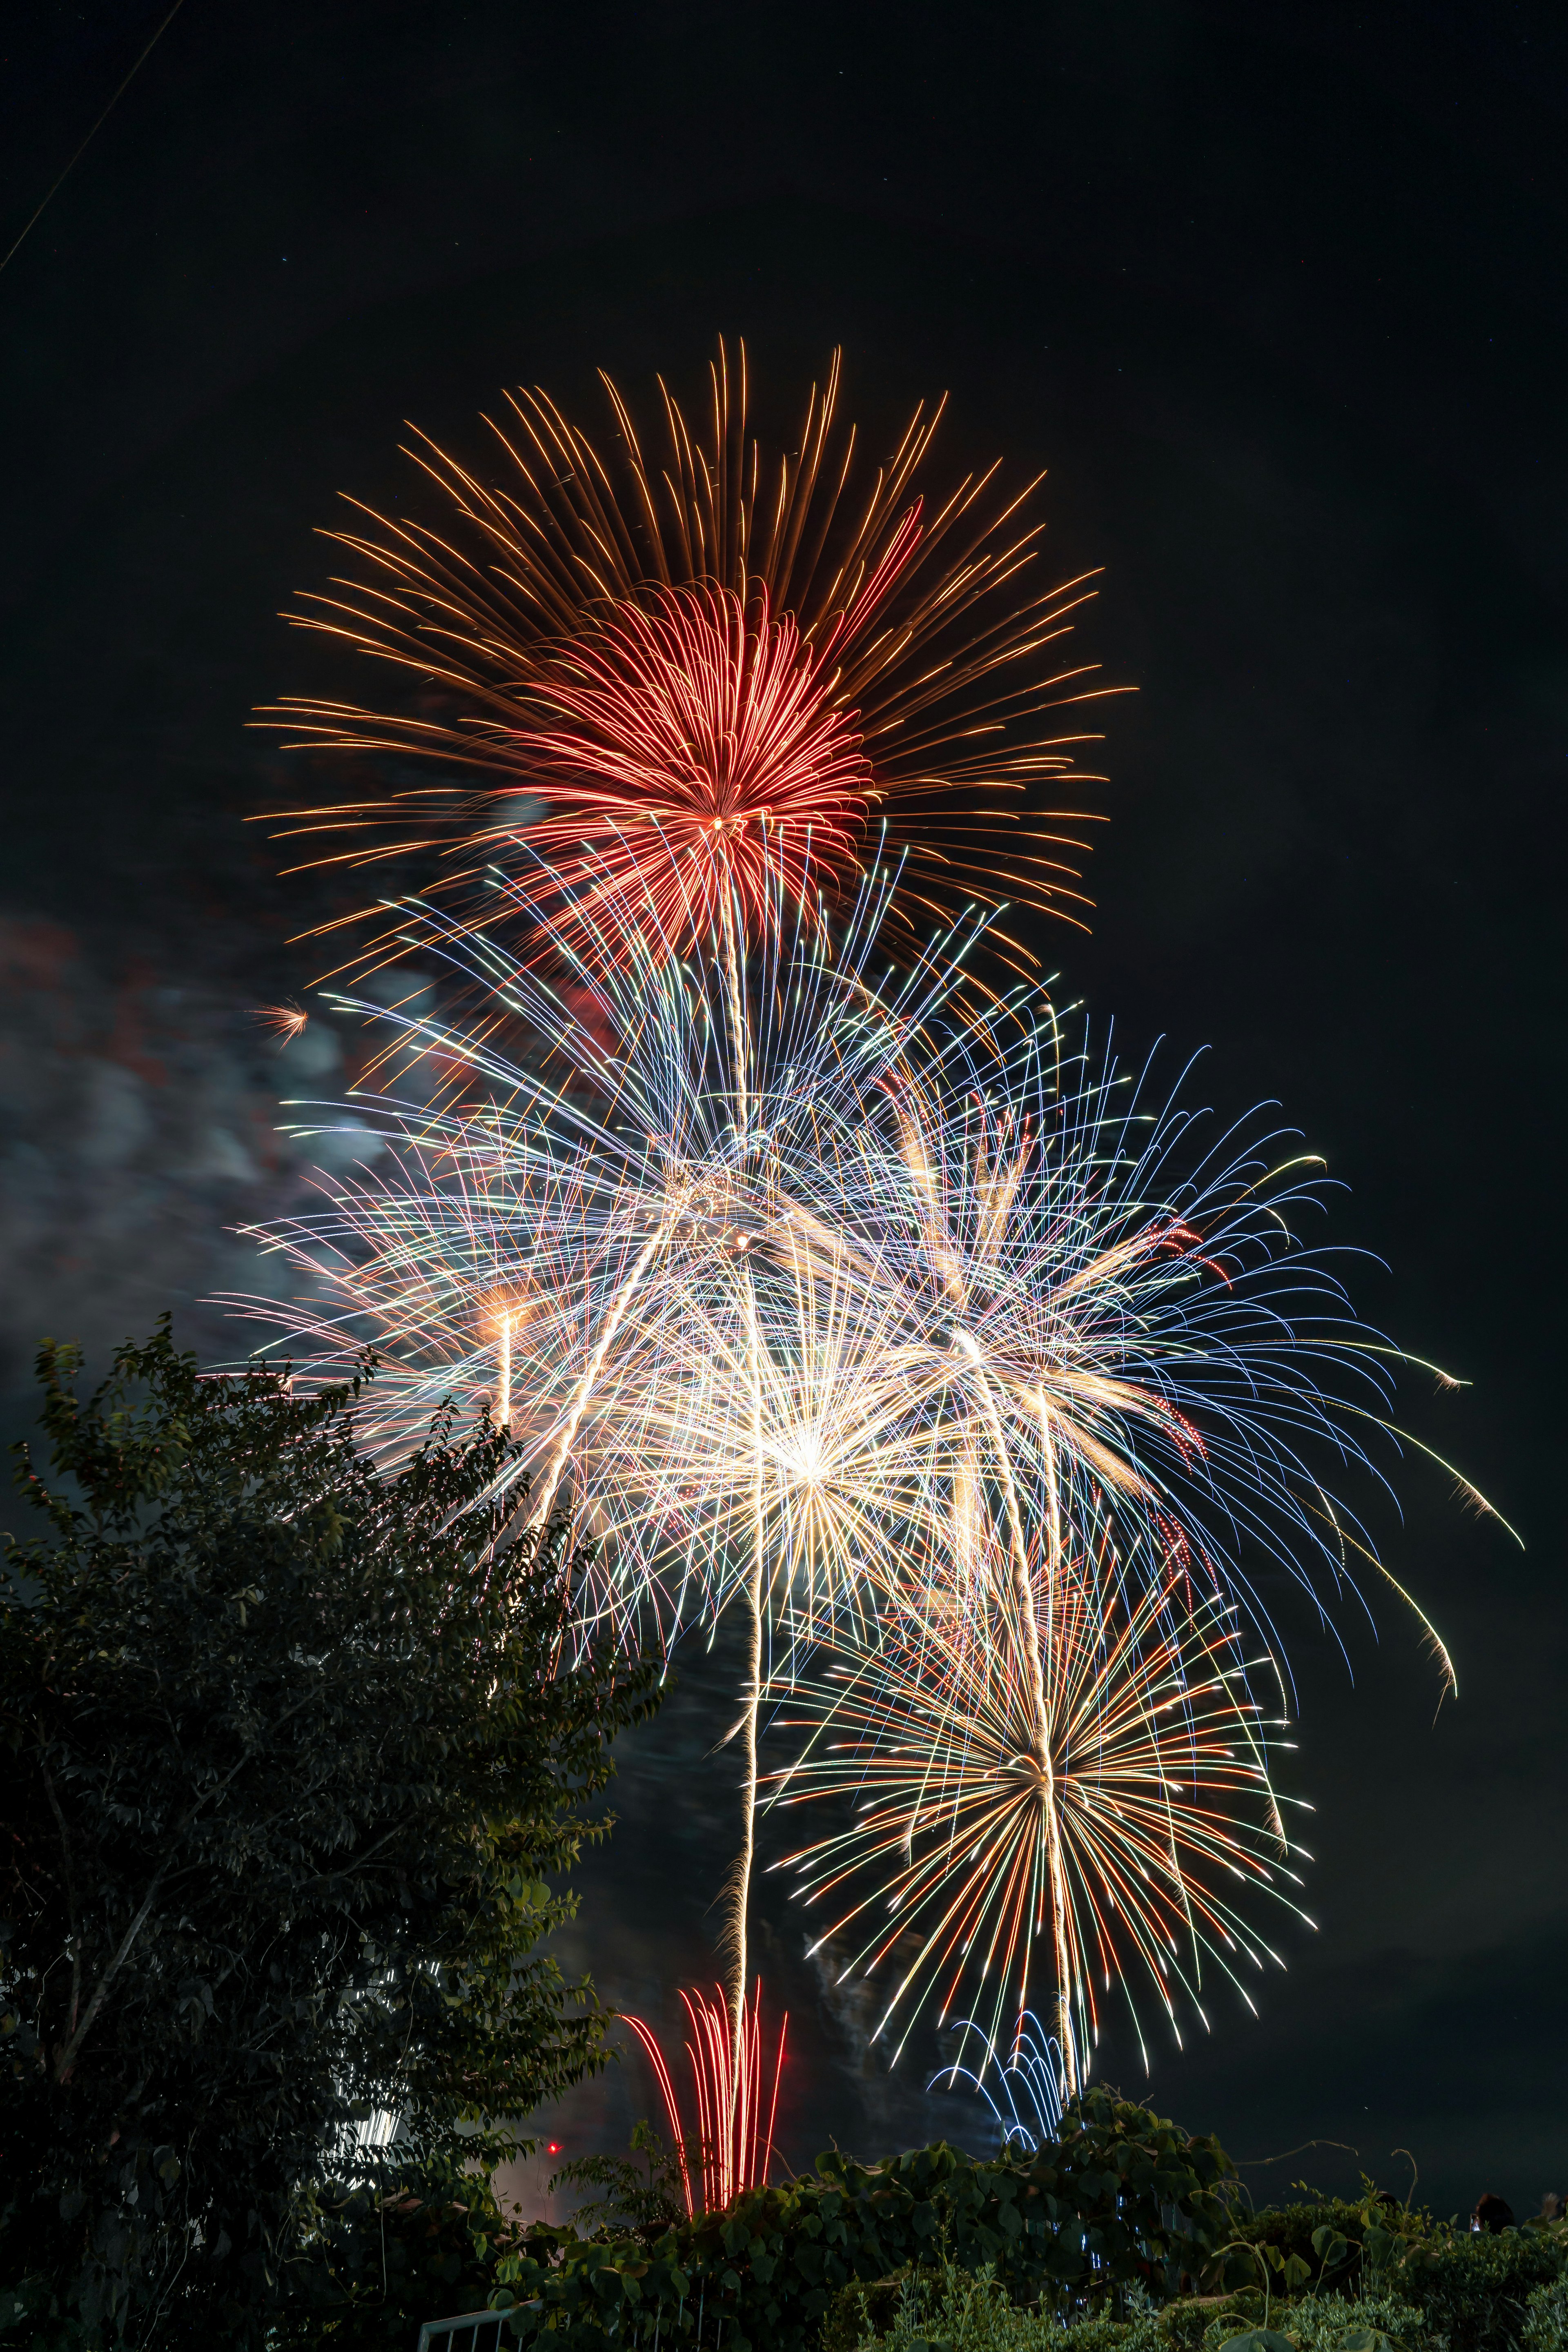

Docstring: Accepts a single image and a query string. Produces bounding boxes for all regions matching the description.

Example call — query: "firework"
[229,861,989,1650]
[249,341,1122,2091]
[775,1013,1479,1690]
[258,343,1117,973]
[253,998,309,1046]
[624,1982,787,2215]
[235,865,1496,2089]
[238,348,1508,2118]
[934,2013,1065,2152]
[769,1531,1306,2091]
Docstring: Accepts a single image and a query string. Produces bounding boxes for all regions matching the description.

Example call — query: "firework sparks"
[933,2013,1066,2152]
[232,869,1490,2082]
[227,862,988,1652]
[252,998,309,1047]
[624,1982,787,2215]
[258,343,1118,973]
[770,1536,1307,2089]
[234,345,1510,2109]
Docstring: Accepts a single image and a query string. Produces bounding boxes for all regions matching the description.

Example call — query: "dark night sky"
[1,0,1564,2221]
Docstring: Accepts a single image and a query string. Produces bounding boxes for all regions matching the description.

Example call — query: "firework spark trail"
[256,341,1119,978]
[933,2013,1066,2152]
[625,1983,787,2215]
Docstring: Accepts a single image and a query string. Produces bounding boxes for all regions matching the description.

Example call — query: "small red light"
[548,2141,561,2154]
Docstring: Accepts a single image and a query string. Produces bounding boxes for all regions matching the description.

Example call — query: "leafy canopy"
[0,1321,656,2345]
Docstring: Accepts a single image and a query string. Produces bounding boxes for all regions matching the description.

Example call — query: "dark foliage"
[1393,2227,1567,2352]
[0,1322,657,2345]
[267,2156,528,2348]
[1210,2188,1568,2352]
[488,2089,1237,2352]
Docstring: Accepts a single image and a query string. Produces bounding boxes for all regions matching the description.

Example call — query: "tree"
[0,1321,657,2345]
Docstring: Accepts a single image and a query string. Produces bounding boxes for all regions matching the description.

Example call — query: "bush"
[491,2091,1237,2352]
[839,2267,1431,2352]
[1232,2288,1432,2352]
[843,2260,1174,2352]
[1393,2230,1566,2352]
[1219,2205,1387,2298]
[1523,2275,1568,2352]
[1203,2187,1568,2352]
[829,2219,1566,2352]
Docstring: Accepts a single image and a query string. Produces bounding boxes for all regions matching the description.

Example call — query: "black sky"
[0,0,1563,2220]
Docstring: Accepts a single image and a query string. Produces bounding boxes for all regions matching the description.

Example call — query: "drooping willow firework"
[258,342,1119,975]
[931,2014,1066,2153]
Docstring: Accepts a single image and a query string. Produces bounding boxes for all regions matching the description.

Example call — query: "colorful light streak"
[233,349,1513,2125]
[257,342,1118,975]
[624,1983,787,2215]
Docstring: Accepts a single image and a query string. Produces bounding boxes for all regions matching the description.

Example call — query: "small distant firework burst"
[258,342,1119,973]
[236,347,1507,2120]
[253,998,308,1046]
[624,1982,787,2215]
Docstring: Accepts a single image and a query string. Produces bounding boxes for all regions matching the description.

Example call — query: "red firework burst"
[261,344,1120,969]
[488,582,872,956]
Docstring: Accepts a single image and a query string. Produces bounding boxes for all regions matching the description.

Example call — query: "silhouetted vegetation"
[0,1323,656,2345]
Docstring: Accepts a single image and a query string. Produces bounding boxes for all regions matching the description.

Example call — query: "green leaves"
[0,1322,658,2345]
[492,2096,1236,2352]
[1314,2229,1352,2276]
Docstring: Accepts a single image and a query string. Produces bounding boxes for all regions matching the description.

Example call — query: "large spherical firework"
[260,345,1115,970]
[768,1539,1305,2090]
[773,1006,1478,1682]
[228,863,989,1651]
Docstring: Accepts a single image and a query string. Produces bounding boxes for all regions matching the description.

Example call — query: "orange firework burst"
[260,344,1118,969]
[769,1539,1305,2089]
[252,998,308,1046]
[624,1981,786,2215]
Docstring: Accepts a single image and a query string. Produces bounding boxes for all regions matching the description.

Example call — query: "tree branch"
[36,1729,82,2045]
[51,1684,324,2083]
